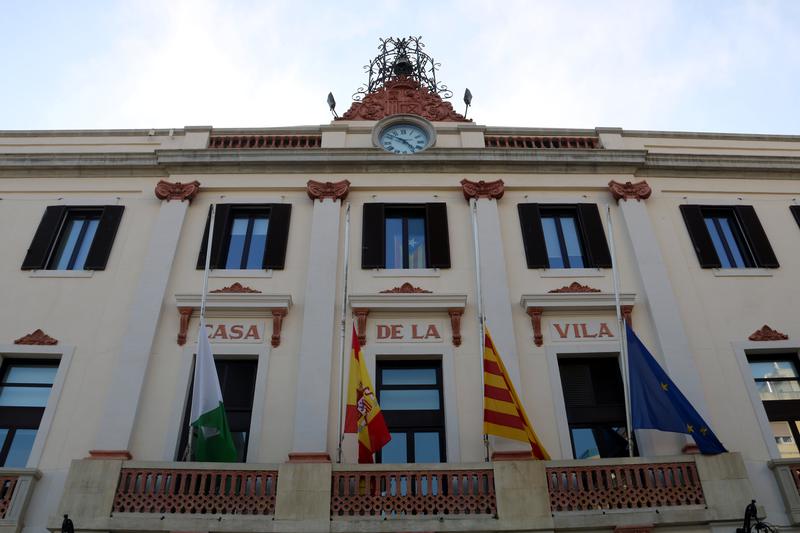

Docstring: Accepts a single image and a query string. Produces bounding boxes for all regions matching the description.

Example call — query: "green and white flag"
[190,319,237,462]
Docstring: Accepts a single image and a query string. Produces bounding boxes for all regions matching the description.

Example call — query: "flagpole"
[185,202,216,461]
[469,198,490,462]
[336,202,351,463]
[606,204,634,458]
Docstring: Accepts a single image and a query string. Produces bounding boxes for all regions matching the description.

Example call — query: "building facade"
[1,40,800,533]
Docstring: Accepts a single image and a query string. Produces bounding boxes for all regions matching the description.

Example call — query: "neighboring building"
[1,37,800,533]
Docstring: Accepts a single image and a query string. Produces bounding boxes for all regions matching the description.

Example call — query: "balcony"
[768,459,800,524]
[50,454,752,533]
[0,468,40,533]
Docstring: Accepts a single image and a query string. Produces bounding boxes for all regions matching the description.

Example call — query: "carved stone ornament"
[154,180,201,202]
[177,307,193,346]
[548,282,602,293]
[621,305,634,327]
[209,283,262,294]
[353,308,370,346]
[271,309,287,348]
[460,179,505,201]
[14,329,58,345]
[448,309,463,347]
[608,180,652,202]
[306,179,351,202]
[339,77,470,122]
[526,308,544,347]
[749,325,789,341]
[379,282,432,294]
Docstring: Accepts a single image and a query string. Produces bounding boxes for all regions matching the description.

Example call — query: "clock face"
[379,124,430,154]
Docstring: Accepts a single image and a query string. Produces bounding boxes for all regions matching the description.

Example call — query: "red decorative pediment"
[460,179,505,201]
[608,180,652,202]
[380,282,432,294]
[210,283,261,294]
[339,77,470,122]
[14,329,58,345]
[307,179,350,201]
[548,282,602,293]
[749,325,788,341]
[154,180,200,202]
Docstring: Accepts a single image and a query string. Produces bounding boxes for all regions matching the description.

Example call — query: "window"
[0,360,58,467]
[197,204,291,270]
[362,203,450,269]
[179,359,257,462]
[748,355,800,458]
[21,205,125,271]
[518,204,611,269]
[680,205,778,269]
[558,357,634,459]
[376,361,446,463]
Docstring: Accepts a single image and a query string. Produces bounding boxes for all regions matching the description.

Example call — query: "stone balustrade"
[50,453,753,533]
[484,135,601,149]
[0,468,40,533]
[769,459,800,524]
[208,135,322,149]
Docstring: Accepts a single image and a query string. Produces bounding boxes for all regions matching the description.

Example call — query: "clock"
[373,116,436,154]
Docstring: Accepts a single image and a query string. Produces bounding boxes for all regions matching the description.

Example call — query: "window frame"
[701,207,756,269]
[746,352,800,457]
[0,345,72,468]
[221,207,271,270]
[539,207,588,269]
[47,209,103,270]
[383,206,429,270]
[375,360,446,463]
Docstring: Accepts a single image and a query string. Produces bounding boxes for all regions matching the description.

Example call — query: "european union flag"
[627,324,726,454]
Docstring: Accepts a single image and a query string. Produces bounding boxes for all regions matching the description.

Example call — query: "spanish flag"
[483,328,550,460]
[344,325,391,463]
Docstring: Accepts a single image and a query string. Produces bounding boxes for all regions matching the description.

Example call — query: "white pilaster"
[290,185,346,457]
[92,183,196,454]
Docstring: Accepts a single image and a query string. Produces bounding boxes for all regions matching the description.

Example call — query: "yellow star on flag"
[700,427,708,436]
[687,424,694,433]
[660,382,669,391]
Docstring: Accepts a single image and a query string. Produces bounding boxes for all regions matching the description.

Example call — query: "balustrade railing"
[113,467,278,516]
[0,476,17,518]
[331,468,496,518]
[208,135,322,149]
[547,461,705,512]
[791,463,800,492]
[485,135,600,149]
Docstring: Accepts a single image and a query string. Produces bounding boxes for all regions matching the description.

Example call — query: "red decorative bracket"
[271,309,287,348]
[177,307,193,346]
[210,282,261,294]
[154,180,200,202]
[749,325,788,341]
[379,282,432,294]
[548,282,601,293]
[14,329,58,345]
[460,179,505,201]
[608,180,652,202]
[621,305,634,327]
[307,179,350,202]
[526,307,544,347]
[448,309,464,347]
[353,308,369,346]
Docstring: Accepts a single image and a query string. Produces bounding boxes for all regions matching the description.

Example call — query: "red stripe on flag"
[484,384,514,402]
[484,409,526,429]
[344,405,359,433]
[357,441,374,464]
[367,414,391,453]
[483,359,504,376]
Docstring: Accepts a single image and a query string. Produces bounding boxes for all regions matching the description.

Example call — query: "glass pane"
[559,216,584,268]
[5,429,37,467]
[4,365,58,385]
[771,421,800,459]
[52,218,83,269]
[571,426,629,459]
[414,432,441,463]
[0,386,51,407]
[245,217,269,269]
[704,217,732,268]
[717,217,747,268]
[72,218,99,270]
[379,389,440,410]
[382,368,437,385]
[754,380,800,401]
[232,431,248,462]
[407,217,426,269]
[385,218,403,269]
[380,432,407,463]
[0,430,8,461]
[225,217,249,269]
[541,217,564,268]
[750,360,799,379]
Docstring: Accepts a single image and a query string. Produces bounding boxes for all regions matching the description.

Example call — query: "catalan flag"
[483,328,550,460]
[344,325,391,463]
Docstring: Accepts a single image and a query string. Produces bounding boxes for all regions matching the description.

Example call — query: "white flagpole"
[606,204,634,457]
[185,203,216,461]
[469,198,490,462]
[336,202,351,463]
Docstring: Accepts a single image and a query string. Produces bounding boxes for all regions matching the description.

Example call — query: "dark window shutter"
[84,205,125,270]
[196,204,232,270]
[21,206,67,270]
[680,205,721,268]
[576,204,612,268]
[735,205,778,268]
[791,205,800,230]
[425,203,451,268]
[517,203,548,268]
[263,204,292,269]
[362,203,385,269]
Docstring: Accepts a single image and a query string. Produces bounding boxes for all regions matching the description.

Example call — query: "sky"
[1,0,799,134]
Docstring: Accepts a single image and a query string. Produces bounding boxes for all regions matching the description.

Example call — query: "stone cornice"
[520,292,636,311]
[349,293,467,312]
[306,179,350,201]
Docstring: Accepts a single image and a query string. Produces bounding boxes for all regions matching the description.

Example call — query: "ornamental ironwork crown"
[353,36,452,101]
